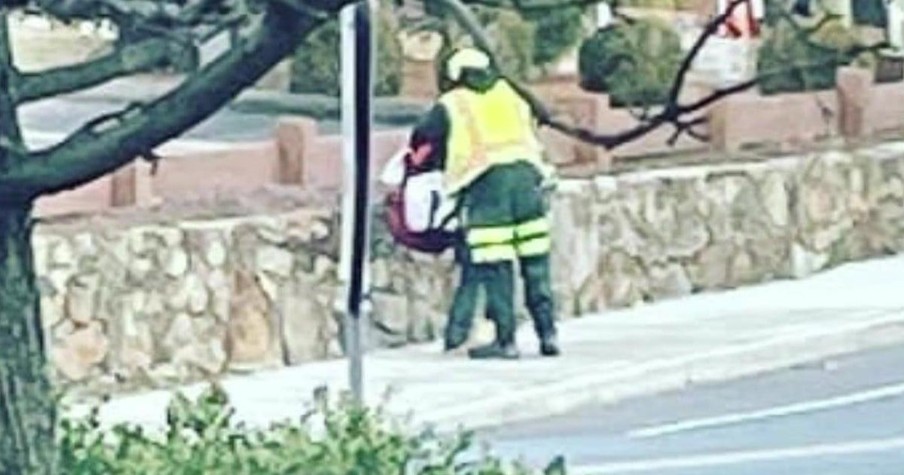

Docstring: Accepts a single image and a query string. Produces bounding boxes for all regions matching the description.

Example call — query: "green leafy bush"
[426,5,583,83]
[290,7,403,96]
[59,385,556,474]
[853,0,887,28]
[430,5,550,83]
[578,19,683,107]
[522,6,586,70]
[490,10,538,82]
[617,0,701,8]
[448,6,538,81]
[757,18,864,95]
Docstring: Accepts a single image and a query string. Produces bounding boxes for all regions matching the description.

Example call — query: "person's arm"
[408,103,450,172]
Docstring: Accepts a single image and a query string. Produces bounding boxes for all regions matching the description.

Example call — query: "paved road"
[20,97,305,145]
[484,344,904,475]
[18,83,412,148]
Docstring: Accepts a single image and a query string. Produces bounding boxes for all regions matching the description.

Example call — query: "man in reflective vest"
[408,47,560,359]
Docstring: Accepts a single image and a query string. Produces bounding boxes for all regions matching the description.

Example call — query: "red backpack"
[382,153,457,254]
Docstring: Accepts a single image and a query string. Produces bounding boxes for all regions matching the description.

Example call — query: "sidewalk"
[81,254,904,432]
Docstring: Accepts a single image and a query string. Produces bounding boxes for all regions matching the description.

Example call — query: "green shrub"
[290,20,340,96]
[430,5,540,83]
[491,10,538,82]
[425,5,583,82]
[290,7,403,97]
[853,0,887,28]
[617,0,700,9]
[578,19,683,107]
[757,18,863,95]
[522,6,587,70]
[59,385,555,474]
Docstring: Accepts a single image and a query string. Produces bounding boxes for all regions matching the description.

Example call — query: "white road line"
[628,381,904,439]
[571,436,904,474]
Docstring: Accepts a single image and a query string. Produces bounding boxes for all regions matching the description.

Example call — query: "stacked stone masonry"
[39,142,904,395]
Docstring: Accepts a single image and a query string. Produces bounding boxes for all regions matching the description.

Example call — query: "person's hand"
[538,162,558,192]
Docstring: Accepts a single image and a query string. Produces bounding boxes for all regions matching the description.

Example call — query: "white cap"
[446,47,492,82]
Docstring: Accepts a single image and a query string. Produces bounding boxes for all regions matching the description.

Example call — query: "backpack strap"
[437,195,463,230]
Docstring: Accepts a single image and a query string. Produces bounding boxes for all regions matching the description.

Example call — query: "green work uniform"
[411,77,557,348]
[461,161,556,345]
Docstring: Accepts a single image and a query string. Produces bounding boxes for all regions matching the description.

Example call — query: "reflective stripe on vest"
[440,80,543,194]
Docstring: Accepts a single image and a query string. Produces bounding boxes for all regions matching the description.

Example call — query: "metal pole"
[339,0,374,404]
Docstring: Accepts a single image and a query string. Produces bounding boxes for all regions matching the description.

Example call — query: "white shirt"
[380,147,458,232]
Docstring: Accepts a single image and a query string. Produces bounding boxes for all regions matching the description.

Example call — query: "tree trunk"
[0,205,56,475]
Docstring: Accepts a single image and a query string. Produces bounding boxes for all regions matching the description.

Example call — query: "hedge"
[522,6,587,70]
[758,18,865,95]
[427,4,586,84]
[60,385,563,474]
[290,7,403,97]
[578,18,683,107]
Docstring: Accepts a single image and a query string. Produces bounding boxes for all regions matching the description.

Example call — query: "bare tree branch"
[664,0,749,106]
[667,116,708,146]
[14,38,173,103]
[0,2,319,199]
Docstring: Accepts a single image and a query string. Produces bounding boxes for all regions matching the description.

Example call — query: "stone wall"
[38,142,904,395]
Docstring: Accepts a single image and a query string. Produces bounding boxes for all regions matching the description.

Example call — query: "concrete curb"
[421,311,904,432]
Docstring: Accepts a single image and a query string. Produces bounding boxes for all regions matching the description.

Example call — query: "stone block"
[164,249,189,277]
[790,243,830,279]
[256,245,294,278]
[837,67,872,138]
[65,273,100,325]
[110,164,137,208]
[647,264,693,300]
[227,272,281,368]
[275,117,318,185]
[370,292,410,347]
[279,276,333,364]
[53,321,109,382]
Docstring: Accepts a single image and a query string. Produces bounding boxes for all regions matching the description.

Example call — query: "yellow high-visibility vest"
[439,80,545,194]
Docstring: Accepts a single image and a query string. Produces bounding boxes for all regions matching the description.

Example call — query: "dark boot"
[520,255,560,356]
[444,299,471,352]
[468,341,520,360]
[474,261,517,351]
[444,332,468,352]
[540,334,561,357]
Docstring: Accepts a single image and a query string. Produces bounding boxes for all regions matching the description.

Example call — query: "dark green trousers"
[445,237,483,347]
[456,161,557,346]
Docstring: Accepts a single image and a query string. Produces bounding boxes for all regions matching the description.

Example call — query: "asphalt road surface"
[483,343,904,475]
[19,94,403,149]
[20,97,298,146]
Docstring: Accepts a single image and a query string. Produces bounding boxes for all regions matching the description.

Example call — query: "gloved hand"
[538,161,558,193]
[536,162,558,213]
